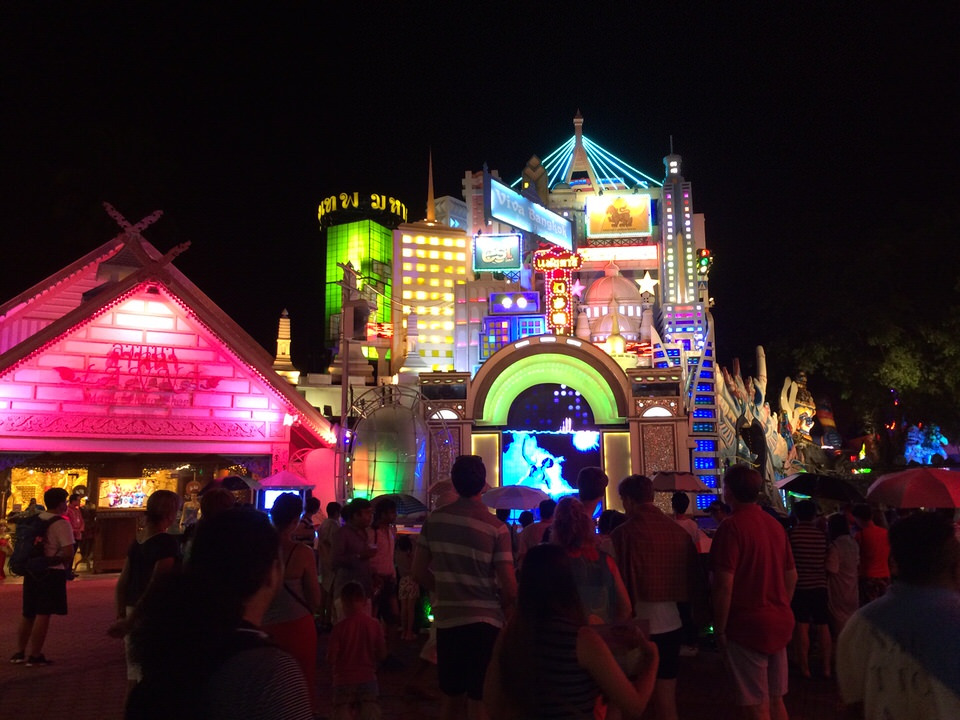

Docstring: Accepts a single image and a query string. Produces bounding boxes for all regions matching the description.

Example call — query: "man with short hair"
[711,464,796,720]
[413,455,517,720]
[577,466,609,520]
[612,474,700,720]
[11,487,74,666]
[837,511,960,719]
[516,498,556,568]
[788,499,831,679]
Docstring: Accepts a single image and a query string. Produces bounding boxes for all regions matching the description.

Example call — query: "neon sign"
[473,233,522,272]
[585,194,652,238]
[485,176,572,250]
[534,247,582,335]
[317,192,408,225]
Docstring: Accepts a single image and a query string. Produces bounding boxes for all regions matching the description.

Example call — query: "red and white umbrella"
[866,467,960,508]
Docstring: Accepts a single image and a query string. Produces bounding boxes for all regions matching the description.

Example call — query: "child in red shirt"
[327,581,387,720]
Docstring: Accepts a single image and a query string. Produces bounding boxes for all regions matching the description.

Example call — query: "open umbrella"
[866,467,960,508]
[775,473,865,502]
[482,485,551,510]
[371,493,428,516]
[652,471,710,492]
[218,475,263,491]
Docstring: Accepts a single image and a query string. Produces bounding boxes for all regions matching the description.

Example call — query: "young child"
[395,534,419,641]
[327,581,387,720]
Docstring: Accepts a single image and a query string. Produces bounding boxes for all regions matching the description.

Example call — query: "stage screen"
[501,429,602,501]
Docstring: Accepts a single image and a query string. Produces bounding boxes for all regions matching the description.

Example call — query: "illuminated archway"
[469,335,631,426]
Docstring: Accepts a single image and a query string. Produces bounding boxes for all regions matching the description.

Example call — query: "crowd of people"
[5,459,959,720]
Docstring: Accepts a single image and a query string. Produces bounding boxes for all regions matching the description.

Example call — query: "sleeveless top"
[567,548,619,623]
[534,618,599,719]
[261,546,312,626]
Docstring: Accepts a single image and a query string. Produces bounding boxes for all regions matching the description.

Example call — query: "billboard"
[485,175,573,250]
[473,233,523,272]
[585,193,653,238]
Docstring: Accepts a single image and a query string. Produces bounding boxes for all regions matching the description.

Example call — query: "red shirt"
[711,504,795,654]
[327,610,386,686]
[856,523,890,579]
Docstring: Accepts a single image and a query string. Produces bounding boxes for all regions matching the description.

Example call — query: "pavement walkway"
[1,572,846,720]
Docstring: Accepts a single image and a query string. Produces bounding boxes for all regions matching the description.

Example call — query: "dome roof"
[582,262,643,306]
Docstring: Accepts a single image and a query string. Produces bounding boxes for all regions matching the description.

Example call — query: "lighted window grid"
[695,440,717,452]
[481,319,510,359]
[692,422,716,433]
[693,457,717,470]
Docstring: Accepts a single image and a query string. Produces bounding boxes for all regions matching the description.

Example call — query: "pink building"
[0,211,334,569]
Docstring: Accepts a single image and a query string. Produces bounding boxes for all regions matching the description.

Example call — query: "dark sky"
[2,3,957,378]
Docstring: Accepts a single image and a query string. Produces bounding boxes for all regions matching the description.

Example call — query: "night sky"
[2,4,957,380]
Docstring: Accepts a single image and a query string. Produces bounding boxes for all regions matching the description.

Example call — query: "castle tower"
[272,309,300,385]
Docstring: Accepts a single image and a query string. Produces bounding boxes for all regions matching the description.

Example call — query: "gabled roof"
[0,219,334,447]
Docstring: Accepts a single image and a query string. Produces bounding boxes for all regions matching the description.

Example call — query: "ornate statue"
[717,346,791,511]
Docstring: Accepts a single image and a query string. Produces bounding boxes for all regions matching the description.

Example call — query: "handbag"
[591,618,650,678]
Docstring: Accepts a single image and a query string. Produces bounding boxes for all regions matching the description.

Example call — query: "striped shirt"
[789,522,828,590]
[417,497,513,629]
[534,619,599,719]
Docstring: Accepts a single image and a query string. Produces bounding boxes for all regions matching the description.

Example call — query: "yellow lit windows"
[402,290,413,300]
[429,279,440,287]
[416,263,426,272]
[402,262,413,271]
[443,279,454,287]
[428,250,440,259]
[402,276,412,284]
[402,248,413,257]
[415,249,426,258]
[416,278,426,285]
[429,264,440,273]
[415,291,427,300]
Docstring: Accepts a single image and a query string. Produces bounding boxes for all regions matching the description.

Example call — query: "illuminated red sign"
[533,247,582,335]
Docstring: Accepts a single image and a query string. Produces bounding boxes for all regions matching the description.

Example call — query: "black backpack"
[9,515,64,577]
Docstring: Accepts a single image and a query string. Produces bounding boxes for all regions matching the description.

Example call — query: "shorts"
[649,628,682,679]
[124,606,142,682]
[332,680,380,720]
[724,640,788,707]
[436,622,500,699]
[791,587,830,625]
[22,569,68,617]
[398,575,420,601]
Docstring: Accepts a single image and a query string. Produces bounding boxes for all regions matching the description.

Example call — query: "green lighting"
[480,353,622,425]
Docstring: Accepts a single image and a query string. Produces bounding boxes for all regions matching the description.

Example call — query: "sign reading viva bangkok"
[485,175,572,251]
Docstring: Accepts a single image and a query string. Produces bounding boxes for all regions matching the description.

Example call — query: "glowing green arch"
[479,353,623,426]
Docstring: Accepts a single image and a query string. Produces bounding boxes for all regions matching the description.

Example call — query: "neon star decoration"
[571,278,586,298]
[533,246,583,335]
[636,271,659,296]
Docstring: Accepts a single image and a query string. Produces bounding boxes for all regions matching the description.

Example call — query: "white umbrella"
[481,485,551,510]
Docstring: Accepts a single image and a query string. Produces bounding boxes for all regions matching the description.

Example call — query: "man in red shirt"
[711,465,797,720]
[851,503,890,606]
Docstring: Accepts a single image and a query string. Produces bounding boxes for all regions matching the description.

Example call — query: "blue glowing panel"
[489,292,541,314]
[486,176,572,250]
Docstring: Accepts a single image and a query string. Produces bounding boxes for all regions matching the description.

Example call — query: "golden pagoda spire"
[426,148,436,223]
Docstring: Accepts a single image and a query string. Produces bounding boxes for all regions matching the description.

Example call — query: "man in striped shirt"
[413,455,517,720]
[788,499,831,678]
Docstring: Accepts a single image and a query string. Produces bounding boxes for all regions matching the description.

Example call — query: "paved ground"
[1,571,846,719]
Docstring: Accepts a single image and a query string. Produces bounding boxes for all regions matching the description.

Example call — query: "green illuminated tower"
[319,191,409,346]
